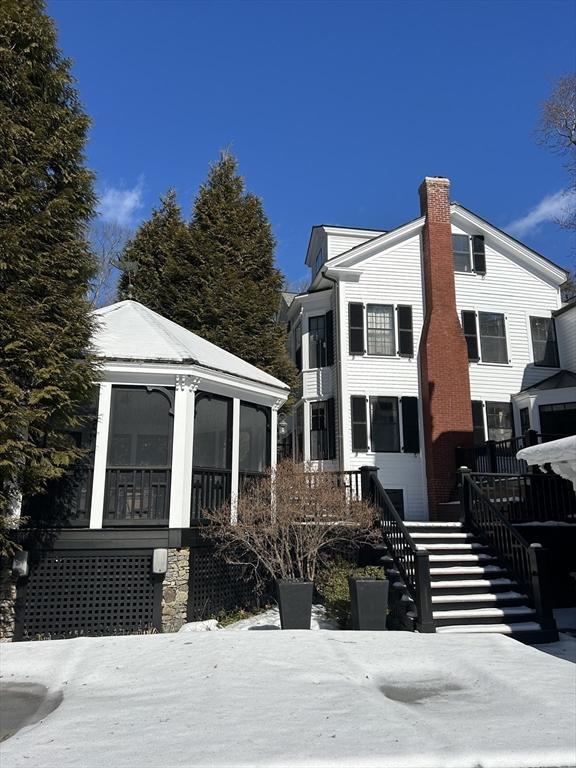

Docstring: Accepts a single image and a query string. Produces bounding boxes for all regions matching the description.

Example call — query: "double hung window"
[367,305,395,356]
[461,311,508,364]
[530,317,559,368]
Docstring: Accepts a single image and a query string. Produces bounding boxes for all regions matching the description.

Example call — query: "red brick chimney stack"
[418,177,473,519]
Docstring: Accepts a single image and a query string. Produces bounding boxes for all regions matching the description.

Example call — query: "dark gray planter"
[348,577,389,630]
[276,579,313,629]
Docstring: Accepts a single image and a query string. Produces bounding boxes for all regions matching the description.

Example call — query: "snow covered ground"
[1,631,574,768]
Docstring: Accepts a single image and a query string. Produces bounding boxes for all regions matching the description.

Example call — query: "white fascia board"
[101,361,288,404]
[323,267,362,282]
[326,217,425,271]
[451,206,568,285]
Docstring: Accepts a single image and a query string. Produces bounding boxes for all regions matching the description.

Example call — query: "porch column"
[303,399,311,462]
[169,375,200,529]
[89,382,112,529]
[271,402,280,470]
[230,397,240,523]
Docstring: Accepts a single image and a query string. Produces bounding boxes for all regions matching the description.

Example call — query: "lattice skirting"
[15,550,162,640]
[187,547,259,621]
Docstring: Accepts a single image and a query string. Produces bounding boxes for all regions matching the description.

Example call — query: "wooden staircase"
[404,521,559,643]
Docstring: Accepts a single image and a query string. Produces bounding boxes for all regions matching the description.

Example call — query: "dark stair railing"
[471,472,576,524]
[459,469,557,634]
[361,466,435,633]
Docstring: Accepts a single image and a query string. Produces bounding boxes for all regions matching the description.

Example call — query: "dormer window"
[452,234,486,274]
[314,248,324,274]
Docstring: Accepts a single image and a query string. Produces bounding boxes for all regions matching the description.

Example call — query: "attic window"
[452,234,486,274]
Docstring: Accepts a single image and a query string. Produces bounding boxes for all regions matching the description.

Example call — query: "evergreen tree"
[117,189,190,314]
[179,153,295,386]
[0,0,97,555]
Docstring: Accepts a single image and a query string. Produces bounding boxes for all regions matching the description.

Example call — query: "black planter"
[348,577,389,631]
[276,579,313,629]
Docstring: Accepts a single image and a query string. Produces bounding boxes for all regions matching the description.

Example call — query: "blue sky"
[49,0,575,285]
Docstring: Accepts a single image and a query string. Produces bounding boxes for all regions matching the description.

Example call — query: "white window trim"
[525,311,560,369]
[463,308,511,367]
[353,394,404,454]
[354,303,412,359]
[452,233,486,276]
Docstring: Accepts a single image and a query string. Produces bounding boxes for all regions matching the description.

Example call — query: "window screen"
[193,393,232,469]
[239,403,270,472]
[108,387,173,467]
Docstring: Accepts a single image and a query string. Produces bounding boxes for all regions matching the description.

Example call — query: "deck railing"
[470,472,576,524]
[460,431,566,475]
[460,470,556,630]
[363,467,434,633]
[104,467,171,525]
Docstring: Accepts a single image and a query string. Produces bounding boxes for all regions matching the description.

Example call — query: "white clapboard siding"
[556,307,576,372]
[454,230,562,400]
[326,232,381,261]
[338,233,428,520]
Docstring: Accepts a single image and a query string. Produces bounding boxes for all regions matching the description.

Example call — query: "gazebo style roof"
[92,301,289,391]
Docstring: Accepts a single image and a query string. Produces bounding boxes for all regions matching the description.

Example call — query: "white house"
[283,177,575,521]
[10,300,288,640]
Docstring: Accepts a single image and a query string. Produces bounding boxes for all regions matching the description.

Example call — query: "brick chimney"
[418,177,473,519]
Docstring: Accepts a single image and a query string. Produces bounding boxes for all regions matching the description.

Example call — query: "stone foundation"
[0,561,17,642]
[161,548,190,632]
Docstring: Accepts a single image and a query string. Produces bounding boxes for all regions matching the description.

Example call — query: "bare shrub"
[201,461,378,591]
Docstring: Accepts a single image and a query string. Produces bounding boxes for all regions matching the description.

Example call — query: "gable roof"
[92,301,289,391]
[318,204,568,286]
[519,370,576,393]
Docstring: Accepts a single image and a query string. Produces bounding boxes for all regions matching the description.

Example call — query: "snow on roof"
[92,301,288,391]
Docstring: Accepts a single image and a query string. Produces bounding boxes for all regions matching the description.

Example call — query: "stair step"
[428,553,496,563]
[430,566,508,580]
[431,578,519,595]
[410,532,473,540]
[431,592,528,611]
[405,522,463,529]
[432,591,526,604]
[433,605,536,626]
[419,543,488,552]
[436,622,543,635]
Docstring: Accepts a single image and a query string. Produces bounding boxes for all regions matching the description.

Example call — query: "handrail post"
[527,544,557,632]
[458,467,472,526]
[414,550,435,633]
[486,440,497,473]
[527,429,539,447]
[360,465,378,504]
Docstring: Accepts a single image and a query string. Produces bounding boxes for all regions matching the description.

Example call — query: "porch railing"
[470,472,576,524]
[104,467,171,525]
[320,470,362,501]
[460,470,556,630]
[460,431,566,475]
[191,467,233,521]
[364,467,435,633]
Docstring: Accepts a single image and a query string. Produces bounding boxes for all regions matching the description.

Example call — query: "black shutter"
[471,400,485,444]
[348,303,364,355]
[327,397,336,459]
[472,235,486,274]
[350,396,368,451]
[397,305,414,357]
[401,397,420,453]
[325,310,334,367]
[461,310,479,361]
